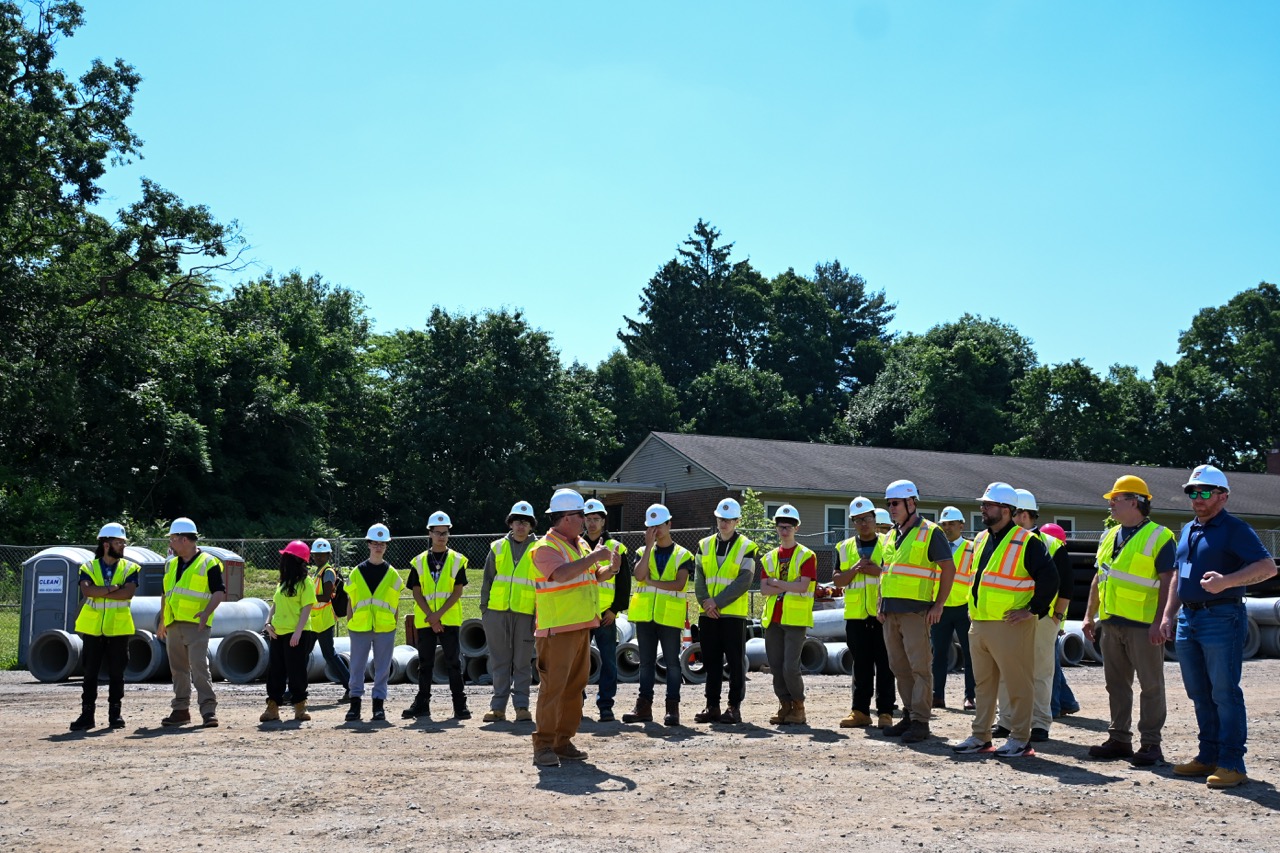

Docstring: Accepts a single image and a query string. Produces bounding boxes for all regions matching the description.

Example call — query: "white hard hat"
[584,498,607,516]
[311,538,332,554]
[1014,489,1038,512]
[978,482,1019,507]
[547,488,586,514]
[874,508,891,526]
[644,504,672,527]
[507,500,535,520]
[168,517,199,537]
[848,496,876,518]
[1184,464,1230,493]
[885,479,919,500]
[366,523,391,542]
[714,498,742,520]
[939,506,965,523]
[773,504,801,524]
[97,522,127,540]
[428,510,452,529]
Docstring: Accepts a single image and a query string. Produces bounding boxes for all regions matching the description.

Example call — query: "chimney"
[1269,446,1280,475]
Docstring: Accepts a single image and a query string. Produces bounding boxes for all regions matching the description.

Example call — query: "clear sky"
[57,1,1279,377]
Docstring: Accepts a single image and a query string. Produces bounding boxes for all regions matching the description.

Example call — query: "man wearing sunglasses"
[1160,464,1276,789]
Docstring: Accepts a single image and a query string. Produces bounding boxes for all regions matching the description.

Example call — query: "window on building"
[825,505,847,545]
[1055,517,1075,534]
[764,502,784,520]
[918,509,937,523]
[970,513,984,533]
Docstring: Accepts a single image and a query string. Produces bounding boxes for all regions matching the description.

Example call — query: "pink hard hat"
[279,540,311,562]
[1039,523,1067,543]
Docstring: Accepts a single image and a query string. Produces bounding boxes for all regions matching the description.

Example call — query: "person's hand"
[1003,608,1034,624]
[1147,622,1165,646]
[644,526,658,548]
[197,611,211,629]
[601,609,615,627]
[1082,616,1096,643]
[1159,615,1176,643]
[156,621,167,640]
[926,602,944,626]
[702,598,720,618]
[266,624,278,640]
[289,633,301,648]
[1199,571,1230,595]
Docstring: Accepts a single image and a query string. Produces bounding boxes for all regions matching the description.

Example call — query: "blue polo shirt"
[1174,509,1271,604]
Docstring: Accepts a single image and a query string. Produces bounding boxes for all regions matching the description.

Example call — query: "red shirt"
[769,545,817,625]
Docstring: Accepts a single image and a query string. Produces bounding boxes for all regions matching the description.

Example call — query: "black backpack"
[331,572,350,618]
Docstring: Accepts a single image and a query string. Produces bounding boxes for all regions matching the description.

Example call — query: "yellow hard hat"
[1103,475,1152,500]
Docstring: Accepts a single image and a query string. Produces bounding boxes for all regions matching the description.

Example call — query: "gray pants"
[348,630,396,700]
[166,621,216,715]
[764,622,807,702]
[483,609,536,711]
[1102,620,1168,745]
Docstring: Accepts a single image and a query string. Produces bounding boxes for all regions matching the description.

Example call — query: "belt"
[1183,598,1241,612]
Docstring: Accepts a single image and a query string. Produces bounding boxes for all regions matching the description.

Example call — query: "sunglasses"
[886,500,907,508]
[775,521,797,529]
[1185,489,1217,500]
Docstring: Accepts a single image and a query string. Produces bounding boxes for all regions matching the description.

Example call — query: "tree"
[591,351,681,473]
[681,363,802,439]
[996,360,1122,461]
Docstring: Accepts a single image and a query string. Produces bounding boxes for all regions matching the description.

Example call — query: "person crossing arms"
[70,523,140,731]
[833,498,895,730]
[693,498,757,725]
[760,505,817,726]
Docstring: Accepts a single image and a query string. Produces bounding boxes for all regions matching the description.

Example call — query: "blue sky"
[59,1,1279,377]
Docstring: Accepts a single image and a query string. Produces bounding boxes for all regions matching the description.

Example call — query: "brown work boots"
[622,697,653,723]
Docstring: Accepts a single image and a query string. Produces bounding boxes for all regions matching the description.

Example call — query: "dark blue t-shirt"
[1175,510,1271,603]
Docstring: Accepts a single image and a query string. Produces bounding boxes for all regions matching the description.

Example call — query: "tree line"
[2,3,1277,542]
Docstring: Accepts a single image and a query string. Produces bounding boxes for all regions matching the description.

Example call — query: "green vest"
[1096,522,1173,624]
[412,550,466,628]
[346,563,402,633]
[697,534,755,618]
[595,537,628,614]
[488,536,538,615]
[944,538,976,607]
[835,535,886,620]
[530,534,598,632]
[308,566,337,632]
[629,543,691,628]
[880,518,943,603]
[760,543,816,628]
[163,551,222,626]
[1039,531,1064,612]
[969,527,1035,621]
[75,559,139,637]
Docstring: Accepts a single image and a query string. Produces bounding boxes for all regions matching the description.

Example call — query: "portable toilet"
[127,546,168,596]
[19,547,93,667]
[195,546,245,601]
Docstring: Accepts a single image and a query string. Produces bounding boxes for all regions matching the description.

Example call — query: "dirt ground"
[0,659,1277,853]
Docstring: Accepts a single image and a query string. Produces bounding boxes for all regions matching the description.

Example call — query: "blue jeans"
[930,605,974,702]
[1176,602,1249,773]
[1051,652,1079,716]
[593,621,618,712]
[636,621,682,702]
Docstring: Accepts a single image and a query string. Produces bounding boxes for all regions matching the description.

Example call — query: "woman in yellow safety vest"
[621,504,694,727]
[261,540,317,723]
[760,505,817,725]
[70,523,140,731]
[402,511,471,721]
[345,523,402,723]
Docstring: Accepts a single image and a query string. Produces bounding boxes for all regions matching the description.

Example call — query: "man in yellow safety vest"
[158,517,226,728]
[481,500,539,723]
[70,522,140,731]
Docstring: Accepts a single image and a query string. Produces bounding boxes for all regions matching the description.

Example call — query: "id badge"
[1178,560,1193,579]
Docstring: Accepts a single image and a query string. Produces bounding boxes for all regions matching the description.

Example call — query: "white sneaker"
[995,738,1035,757]
[952,736,995,754]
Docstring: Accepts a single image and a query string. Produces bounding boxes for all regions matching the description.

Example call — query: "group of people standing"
[69,463,1274,788]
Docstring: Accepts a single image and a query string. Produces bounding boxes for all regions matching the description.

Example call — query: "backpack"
[331,572,350,618]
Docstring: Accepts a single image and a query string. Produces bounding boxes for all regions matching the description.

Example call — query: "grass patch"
[0,608,21,670]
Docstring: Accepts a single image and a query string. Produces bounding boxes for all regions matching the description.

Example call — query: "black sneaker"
[1030,727,1050,742]
[992,725,1011,738]
[598,708,616,722]
[454,707,472,720]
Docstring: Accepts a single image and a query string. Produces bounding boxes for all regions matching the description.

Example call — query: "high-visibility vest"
[163,551,222,626]
[595,537,628,614]
[1039,530,1064,612]
[969,527,1035,621]
[760,543,816,628]
[880,518,944,603]
[75,559,140,636]
[1096,522,1174,624]
[488,536,538,615]
[346,563,402,633]
[530,534,598,632]
[835,535,886,620]
[308,566,337,632]
[697,534,755,618]
[629,543,691,628]
[944,539,976,607]
[411,550,466,628]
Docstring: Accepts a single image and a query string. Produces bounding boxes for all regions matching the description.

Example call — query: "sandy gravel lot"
[0,660,1277,853]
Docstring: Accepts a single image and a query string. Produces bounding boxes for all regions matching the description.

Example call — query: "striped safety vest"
[969,527,1035,621]
[760,543,817,628]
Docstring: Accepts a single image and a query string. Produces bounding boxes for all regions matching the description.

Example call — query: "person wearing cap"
[345,523,403,723]
[931,506,976,711]
[70,523,140,731]
[159,517,226,728]
[693,497,758,725]
[874,509,893,536]
[878,480,956,743]
[583,498,632,722]
[1160,464,1276,789]
[951,483,1058,758]
[760,504,817,725]
[480,500,540,723]
[833,498,895,730]
[403,511,471,721]
[1082,475,1175,767]
[306,538,351,701]
[527,488,619,767]
[621,504,693,726]
[261,541,318,723]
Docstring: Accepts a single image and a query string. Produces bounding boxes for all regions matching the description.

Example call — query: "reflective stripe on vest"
[969,527,1035,621]
[944,539,976,607]
[412,550,466,628]
[346,564,402,633]
[489,536,538,615]
[629,543,691,628]
[163,552,220,626]
[308,567,337,632]
[75,559,139,637]
[880,519,942,603]
[760,543,816,628]
[835,535,886,620]
[698,534,755,618]
[1096,522,1173,624]
[531,534,598,632]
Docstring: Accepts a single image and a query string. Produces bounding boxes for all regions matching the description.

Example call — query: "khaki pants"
[166,621,216,715]
[883,611,933,722]
[996,615,1057,731]
[970,619,1035,742]
[532,630,591,753]
[1101,620,1167,745]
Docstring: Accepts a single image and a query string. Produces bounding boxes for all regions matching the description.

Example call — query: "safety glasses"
[1185,488,1217,500]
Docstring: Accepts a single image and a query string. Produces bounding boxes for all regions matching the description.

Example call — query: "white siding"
[615,438,723,493]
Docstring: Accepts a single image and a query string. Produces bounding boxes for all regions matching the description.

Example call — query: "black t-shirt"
[356,559,393,592]
[79,559,139,588]
[175,550,225,594]
[407,551,468,589]
[881,518,952,613]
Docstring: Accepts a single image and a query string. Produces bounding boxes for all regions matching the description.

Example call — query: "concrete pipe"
[1244,616,1261,660]
[1245,598,1280,627]
[1258,625,1280,658]
[1057,632,1085,667]
[1063,621,1102,663]
[303,643,328,682]
[588,644,602,685]
[745,637,769,671]
[809,609,846,641]
[388,645,416,684]
[655,646,667,678]
[29,629,83,683]
[615,613,636,643]
[459,618,488,657]
[129,597,164,634]
[130,597,269,637]
[207,638,224,681]
[799,637,827,675]
[616,641,641,683]
[1163,639,1179,662]
[334,652,369,683]
[431,647,450,685]
[215,629,270,684]
[948,640,960,673]
[747,619,764,640]
[125,630,170,682]
[679,642,708,684]
[464,654,489,685]
[823,642,852,676]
